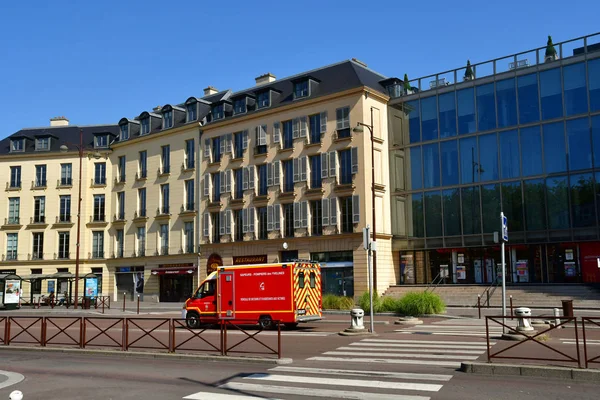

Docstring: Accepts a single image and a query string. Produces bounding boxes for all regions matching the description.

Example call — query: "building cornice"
[110,124,201,150]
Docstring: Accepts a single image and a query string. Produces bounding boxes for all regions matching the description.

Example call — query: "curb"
[461,362,600,382]
[0,345,292,365]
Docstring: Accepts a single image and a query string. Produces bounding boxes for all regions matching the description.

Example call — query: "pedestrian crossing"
[394,323,507,338]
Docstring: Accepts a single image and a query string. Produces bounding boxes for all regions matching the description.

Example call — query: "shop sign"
[0,269,16,275]
[233,255,267,265]
[207,253,223,275]
[159,264,193,269]
[456,265,466,280]
[4,279,21,304]
[565,262,577,277]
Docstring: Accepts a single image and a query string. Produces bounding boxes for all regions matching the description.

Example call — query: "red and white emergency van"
[182,261,322,329]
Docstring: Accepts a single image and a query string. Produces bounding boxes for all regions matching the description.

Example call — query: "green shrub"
[397,291,446,316]
[358,291,382,313]
[322,294,355,310]
[381,296,401,312]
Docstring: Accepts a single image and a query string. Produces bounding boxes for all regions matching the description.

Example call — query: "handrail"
[425,272,445,293]
[480,278,500,308]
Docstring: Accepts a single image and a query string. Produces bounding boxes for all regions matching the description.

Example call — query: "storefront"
[150,264,195,303]
[115,266,145,301]
[311,251,354,297]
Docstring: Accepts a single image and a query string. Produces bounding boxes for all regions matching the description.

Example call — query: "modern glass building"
[386,33,600,285]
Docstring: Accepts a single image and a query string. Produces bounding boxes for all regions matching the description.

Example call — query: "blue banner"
[85,278,98,297]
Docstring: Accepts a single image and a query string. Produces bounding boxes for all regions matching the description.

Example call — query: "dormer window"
[141,118,150,135]
[120,124,129,141]
[257,91,270,109]
[212,104,224,120]
[35,137,50,151]
[186,102,197,122]
[294,80,309,99]
[95,135,108,148]
[233,98,246,115]
[163,111,173,129]
[10,138,24,152]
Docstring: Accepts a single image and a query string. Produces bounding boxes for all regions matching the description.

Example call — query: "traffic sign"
[501,213,508,242]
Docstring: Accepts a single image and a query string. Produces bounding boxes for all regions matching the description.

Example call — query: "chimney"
[255,73,276,86]
[203,86,218,96]
[50,116,69,127]
[152,105,162,113]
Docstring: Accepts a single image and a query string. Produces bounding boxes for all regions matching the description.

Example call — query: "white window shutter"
[301,156,307,182]
[267,163,273,186]
[243,167,249,190]
[220,136,225,156]
[273,122,280,143]
[352,195,360,224]
[330,197,338,226]
[242,209,248,233]
[220,211,226,235]
[293,158,299,183]
[320,111,327,134]
[322,199,330,226]
[204,139,211,160]
[336,108,343,130]
[203,213,209,237]
[300,116,308,138]
[226,134,232,153]
[294,202,300,228]
[292,118,299,139]
[203,173,210,197]
[226,210,231,235]
[321,153,328,179]
[267,205,273,231]
[249,208,255,233]
[274,161,280,186]
[274,204,281,231]
[220,171,225,194]
[351,147,359,174]
[329,151,337,180]
[226,170,232,193]
[301,201,308,228]
[242,130,248,150]
[260,125,267,145]
[248,166,255,190]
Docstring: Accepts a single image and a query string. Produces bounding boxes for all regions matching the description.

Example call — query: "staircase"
[383,284,600,309]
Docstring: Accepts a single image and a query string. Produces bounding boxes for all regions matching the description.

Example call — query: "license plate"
[297,309,306,315]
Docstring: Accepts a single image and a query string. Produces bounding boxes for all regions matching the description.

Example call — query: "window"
[442,188,460,236]
[10,166,21,188]
[336,106,350,138]
[32,232,44,259]
[338,149,354,185]
[92,231,104,258]
[459,137,478,184]
[567,118,592,171]
[594,116,600,169]
[212,104,224,120]
[94,135,108,148]
[257,207,268,240]
[186,102,197,122]
[6,233,17,260]
[440,140,459,186]
[117,192,125,220]
[422,143,440,188]
[117,156,126,183]
[234,210,243,241]
[160,224,169,255]
[120,123,129,140]
[234,169,244,199]
[58,232,69,259]
[139,151,147,178]
[481,184,501,233]
[310,200,322,235]
[185,139,195,169]
[35,165,47,187]
[138,188,146,217]
[524,179,546,231]
[571,173,595,228]
[457,88,476,135]
[461,186,481,235]
[420,97,438,141]
[340,197,353,233]
[10,138,24,152]
[518,74,540,124]
[282,120,293,149]
[161,145,170,174]
[185,180,195,211]
[137,227,146,256]
[211,212,221,243]
[233,132,244,158]
[212,136,222,162]
[496,78,517,128]
[409,193,424,238]
[590,59,600,112]
[93,195,105,221]
[478,133,499,181]
[257,165,268,196]
[284,204,294,238]
[439,92,457,138]
[309,114,321,144]
[36,137,50,151]
[564,62,588,116]
[499,130,520,179]
[502,181,523,232]
[257,91,270,108]
[185,221,194,253]
[34,196,45,223]
[283,160,294,192]
[94,162,106,185]
[540,68,563,120]
[294,80,309,99]
[212,173,220,202]
[116,229,124,257]
[163,110,173,129]
[233,98,246,115]
[60,163,72,186]
[521,126,543,176]
[476,83,496,131]
[141,118,150,135]
[409,147,422,190]
[543,122,567,174]
[310,156,322,189]
[407,100,421,143]
[8,198,20,224]
[59,195,71,222]
[425,191,442,237]
[161,184,170,214]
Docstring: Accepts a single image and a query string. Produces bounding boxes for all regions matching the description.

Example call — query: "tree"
[545,35,557,60]
[403,74,411,93]
[464,60,474,80]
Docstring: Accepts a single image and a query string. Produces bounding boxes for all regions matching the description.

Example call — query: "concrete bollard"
[339,308,373,336]
[554,307,561,328]
[10,390,23,400]
[514,307,534,332]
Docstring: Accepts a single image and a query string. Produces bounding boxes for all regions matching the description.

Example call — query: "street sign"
[501,213,508,242]
[363,226,370,250]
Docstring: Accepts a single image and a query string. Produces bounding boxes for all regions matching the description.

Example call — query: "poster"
[440,265,449,278]
[565,249,574,261]
[400,255,414,284]
[4,279,21,304]
[458,254,465,264]
[565,262,577,277]
[85,278,98,297]
[48,280,55,294]
[516,260,528,276]
[456,265,466,280]
[134,272,144,299]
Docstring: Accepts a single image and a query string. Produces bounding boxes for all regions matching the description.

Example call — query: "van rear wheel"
[186,312,201,329]
[258,316,273,330]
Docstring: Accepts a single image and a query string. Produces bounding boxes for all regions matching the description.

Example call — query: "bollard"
[137,295,140,314]
[486,291,490,309]
[9,390,23,400]
[477,295,481,319]
[122,292,126,312]
[510,295,513,320]
[554,307,560,327]
[102,298,105,314]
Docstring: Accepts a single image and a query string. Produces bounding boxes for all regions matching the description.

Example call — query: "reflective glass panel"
[543,122,567,174]
[589,59,600,112]
[524,179,546,231]
[457,88,476,134]
[443,188,461,236]
[567,117,592,171]
[409,146,422,190]
[439,92,457,138]
[570,173,595,228]
[478,133,499,182]
[461,186,481,235]
[440,140,459,186]
[596,172,600,224]
[593,115,600,169]
[460,137,479,184]
[517,74,540,124]
[481,184,500,233]
[410,193,424,238]
[423,143,440,188]
[496,78,517,128]
[546,175,570,230]
[425,191,442,237]
[520,126,543,176]
[476,83,496,131]
[540,68,563,120]
[421,96,438,141]
[563,62,588,116]
[499,130,520,179]
[502,181,523,232]
[407,100,420,143]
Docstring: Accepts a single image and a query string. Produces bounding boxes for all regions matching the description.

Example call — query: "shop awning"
[151,267,196,275]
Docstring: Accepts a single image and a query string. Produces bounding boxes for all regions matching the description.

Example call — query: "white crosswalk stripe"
[394,323,505,338]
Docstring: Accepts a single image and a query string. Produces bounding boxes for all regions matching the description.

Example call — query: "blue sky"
[0,0,598,139]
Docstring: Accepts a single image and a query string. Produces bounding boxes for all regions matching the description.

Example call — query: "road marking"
[0,370,25,390]
[323,351,479,360]
[268,366,453,381]
[307,356,461,367]
[397,332,500,337]
[352,343,489,350]
[184,392,279,399]
[562,341,600,345]
[220,382,430,400]
[361,339,493,345]
[337,346,484,354]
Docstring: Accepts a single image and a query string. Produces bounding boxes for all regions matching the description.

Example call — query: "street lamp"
[60,129,101,309]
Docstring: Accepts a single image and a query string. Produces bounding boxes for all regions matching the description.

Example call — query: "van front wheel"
[186,312,201,329]
[258,316,273,330]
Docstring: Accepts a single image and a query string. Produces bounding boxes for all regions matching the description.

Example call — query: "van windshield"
[195,280,216,298]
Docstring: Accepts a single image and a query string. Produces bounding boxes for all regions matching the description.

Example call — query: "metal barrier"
[44,317,82,347]
[125,318,171,352]
[171,319,221,354]
[222,320,282,359]
[6,317,43,346]
[83,317,125,350]
[582,317,600,369]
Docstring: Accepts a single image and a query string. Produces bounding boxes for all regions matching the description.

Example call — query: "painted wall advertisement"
[85,278,98,297]
[4,279,21,304]
[456,265,466,280]
[565,262,577,277]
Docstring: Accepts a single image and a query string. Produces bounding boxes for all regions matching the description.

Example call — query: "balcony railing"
[58,178,73,186]
[137,249,145,257]
[4,251,17,261]
[92,178,106,186]
[134,210,147,219]
[114,212,125,221]
[117,248,124,258]
[57,252,70,260]
[57,215,71,223]
[157,207,170,215]
[91,251,104,259]
[90,215,105,223]
[185,203,195,212]
[32,252,43,260]
[31,216,45,224]
[161,246,169,256]
[6,182,21,190]
[5,217,20,225]
[114,175,126,185]
[33,180,47,188]
[186,245,195,254]
[159,166,170,175]
[136,170,147,180]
